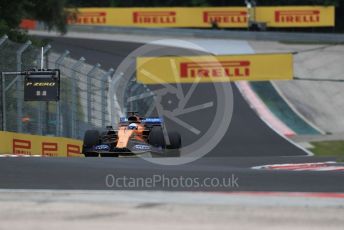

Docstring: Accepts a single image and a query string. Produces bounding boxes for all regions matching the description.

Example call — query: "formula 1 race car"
[82,112,181,157]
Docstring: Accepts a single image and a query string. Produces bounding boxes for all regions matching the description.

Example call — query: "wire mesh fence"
[0,35,116,140]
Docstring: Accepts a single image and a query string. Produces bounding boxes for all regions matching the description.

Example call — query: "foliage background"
[0,0,343,43]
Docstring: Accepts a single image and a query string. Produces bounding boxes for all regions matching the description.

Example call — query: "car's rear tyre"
[84,152,99,157]
[151,149,180,158]
[148,127,166,148]
[83,130,100,157]
[167,131,181,149]
[100,153,119,157]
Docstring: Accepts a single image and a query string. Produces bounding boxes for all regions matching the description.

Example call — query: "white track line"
[252,161,344,171]
[0,154,42,157]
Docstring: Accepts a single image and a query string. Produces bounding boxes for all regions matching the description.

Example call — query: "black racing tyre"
[83,130,100,148]
[84,152,99,157]
[148,126,166,148]
[83,130,100,157]
[167,131,181,149]
[151,149,181,158]
[100,153,119,157]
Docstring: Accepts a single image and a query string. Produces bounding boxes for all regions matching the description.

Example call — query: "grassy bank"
[310,141,344,162]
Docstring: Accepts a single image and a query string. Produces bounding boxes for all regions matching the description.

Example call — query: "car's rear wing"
[142,117,163,125]
[119,117,163,125]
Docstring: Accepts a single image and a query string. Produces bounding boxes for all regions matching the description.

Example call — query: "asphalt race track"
[36,36,307,157]
[1,156,344,191]
[0,36,343,192]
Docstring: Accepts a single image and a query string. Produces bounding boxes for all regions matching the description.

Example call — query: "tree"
[0,0,71,41]
[26,0,71,33]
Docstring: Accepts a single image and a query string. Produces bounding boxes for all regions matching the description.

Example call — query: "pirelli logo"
[67,144,81,157]
[180,61,250,78]
[275,10,320,23]
[13,139,31,155]
[203,11,247,24]
[133,11,176,24]
[42,142,58,157]
[69,12,107,24]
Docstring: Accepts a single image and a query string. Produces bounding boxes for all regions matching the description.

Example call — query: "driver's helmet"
[128,123,138,130]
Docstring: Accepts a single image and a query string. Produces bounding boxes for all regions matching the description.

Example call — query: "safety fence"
[0,35,117,140]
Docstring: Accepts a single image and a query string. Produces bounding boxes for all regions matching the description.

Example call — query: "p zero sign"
[256,6,335,27]
[136,53,293,84]
[24,70,60,101]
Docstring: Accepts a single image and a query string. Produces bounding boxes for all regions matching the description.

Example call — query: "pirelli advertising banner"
[0,131,83,157]
[69,6,334,28]
[68,7,249,28]
[256,6,335,27]
[136,53,293,84]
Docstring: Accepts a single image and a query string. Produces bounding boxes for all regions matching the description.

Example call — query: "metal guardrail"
[0,35,118,139]
[67,25,344,43]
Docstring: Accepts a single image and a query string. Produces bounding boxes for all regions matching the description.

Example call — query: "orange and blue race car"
[82,112,181,157]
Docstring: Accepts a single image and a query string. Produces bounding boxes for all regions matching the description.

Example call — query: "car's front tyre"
[82,130,100,157]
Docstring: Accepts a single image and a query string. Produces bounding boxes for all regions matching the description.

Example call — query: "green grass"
[310,141,344,162]
[250,82,320,135]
